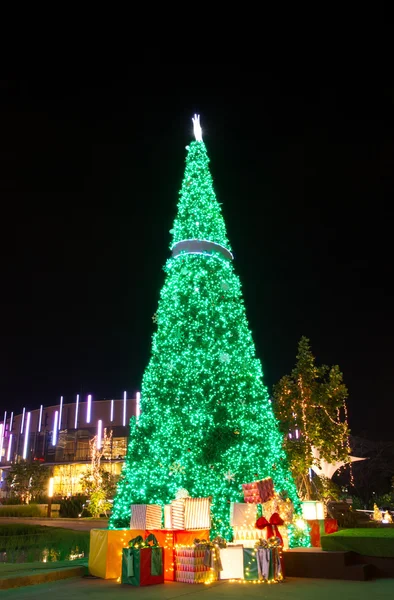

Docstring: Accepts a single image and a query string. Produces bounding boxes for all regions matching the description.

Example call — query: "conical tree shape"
[110,121,301,540]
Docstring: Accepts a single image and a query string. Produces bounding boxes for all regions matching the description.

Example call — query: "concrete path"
[1,576,394,600]
[0,517,108,531]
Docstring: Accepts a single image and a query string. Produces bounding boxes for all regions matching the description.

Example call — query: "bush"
[0,504,42,517]
[59,497,87,518]
[0,496,23,505]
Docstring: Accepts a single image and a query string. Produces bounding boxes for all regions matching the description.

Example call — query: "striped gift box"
[170,499,185,530]
[184,497,211,530]
[129,504,162,529]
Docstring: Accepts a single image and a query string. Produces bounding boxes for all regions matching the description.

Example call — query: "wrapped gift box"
[230,502,257,527]
[175,546,218,584]
[243,546,283,582]
[242,478,274,504]
[146,529,210,581]
[184,497,211,529]
[307,518,338,547]
[170,497,211,530]
[121,545,164,586]
[88,528,145,579]
[130,504,162,530]
[219,545,244,580]
[164,505,172,529]
[170,499,185,529]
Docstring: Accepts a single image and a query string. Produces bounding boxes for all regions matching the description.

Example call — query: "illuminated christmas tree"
[110,115,301,539]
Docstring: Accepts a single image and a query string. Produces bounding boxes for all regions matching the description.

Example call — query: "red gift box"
[306,519,338,547]
[146,529,210,581]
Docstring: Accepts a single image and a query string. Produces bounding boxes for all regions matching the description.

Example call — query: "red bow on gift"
[255,512,284,544]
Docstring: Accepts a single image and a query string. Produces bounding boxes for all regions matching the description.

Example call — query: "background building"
[0,394,139,497]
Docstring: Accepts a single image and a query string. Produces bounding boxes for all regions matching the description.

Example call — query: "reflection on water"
[0,547,85,563]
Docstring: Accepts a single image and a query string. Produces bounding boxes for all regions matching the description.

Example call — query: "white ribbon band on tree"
[172,239,233,261]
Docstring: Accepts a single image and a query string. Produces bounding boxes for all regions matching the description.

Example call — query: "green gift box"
[121,535,164,586]
[243,548,259,581]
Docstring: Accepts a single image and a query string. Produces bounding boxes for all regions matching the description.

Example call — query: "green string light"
[109,137,307,546]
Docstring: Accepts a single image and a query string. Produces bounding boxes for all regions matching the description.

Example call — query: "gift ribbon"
[255,512,284,545]
[127,549,134,577]
[194,539,223,572]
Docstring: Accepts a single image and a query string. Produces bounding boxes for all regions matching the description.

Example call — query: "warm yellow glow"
[302,501,318,520]
[48,477,54,498]
[316,501,325,520]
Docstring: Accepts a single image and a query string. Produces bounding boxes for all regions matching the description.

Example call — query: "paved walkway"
[1,576,394,600]
[0,517,108,531]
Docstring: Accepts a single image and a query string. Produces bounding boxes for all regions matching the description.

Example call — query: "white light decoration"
[110,399,114,422]
[123,391,127,427]
[3,411,7,431]
[74,394,79,429]
[52,411,59,446]
[301,500,325,521]
[9,412,14,432]
[22,412,31,459]
[21,407,26,434]
[38,405,43,432]
[136,391,141,422]
[7,434,13,462]
[192,113,203,141]
[87,394,92,424]
[59,396,63,430]
[0,424,3,463]
[97,420,103,449]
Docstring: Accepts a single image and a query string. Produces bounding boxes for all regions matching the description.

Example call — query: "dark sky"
[1,77,393,441]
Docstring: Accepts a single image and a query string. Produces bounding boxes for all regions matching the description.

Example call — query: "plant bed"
[321,528,394,558]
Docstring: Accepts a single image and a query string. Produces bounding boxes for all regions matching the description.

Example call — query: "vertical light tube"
[123,391,127,427]
[7,434,13,462]
[22,412,31,459]
[295,429,299,439]
[74,394,79,429]
[48,477,54,497]
[52,411,59,446]
[86,395,92,424]
[38,405,43,432]
[9,412,14,432]
[3,411,7,431]
[21,407,26,433]
[97,420,103,449]
[136,391,141,422]
[0,424,3,462]
[110,399,114,422]
[59,396,63,430]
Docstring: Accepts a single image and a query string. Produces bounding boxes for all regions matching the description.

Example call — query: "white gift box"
[230,502,257,528]
[184,497,211,529]
[129,504,162,530]
[219,546,244,579]
[164,505,172,529]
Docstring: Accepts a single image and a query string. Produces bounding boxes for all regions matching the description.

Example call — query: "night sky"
[1,77,393,441]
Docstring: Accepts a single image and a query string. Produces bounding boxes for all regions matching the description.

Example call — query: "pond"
[0,524,89,563]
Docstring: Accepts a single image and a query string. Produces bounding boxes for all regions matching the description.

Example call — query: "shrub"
[0,504,42,517]
[59,497,87,518]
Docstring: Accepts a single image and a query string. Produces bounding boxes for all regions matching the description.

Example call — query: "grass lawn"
[321,527,394,557]
[0,524,89,563]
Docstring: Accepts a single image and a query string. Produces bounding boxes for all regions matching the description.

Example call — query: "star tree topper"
[192,114,203,141]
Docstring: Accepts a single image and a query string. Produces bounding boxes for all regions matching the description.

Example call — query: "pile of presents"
[88,478,308,586]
